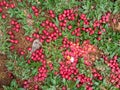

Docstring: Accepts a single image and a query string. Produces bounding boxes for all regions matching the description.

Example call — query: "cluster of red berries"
[58,9,76,21]
[22,48,48,90]
[8,20,26,55]
[10,20,21,32]
[103,55,120,89]
[59,38,99,89]
[71,27,81,36]
[0,0,15,19]
[59,62,79,80]
[23,77,40,90]
[93,20,100,28]
[48,10,55,18]
[59,19,67,30]
[82,27,95,36]
[34,85,39,90]
[82,40,99,66]
[34,65,47,82]
[0,0,15,8]
[23,80,29,89]
[85,84,93,90]
[80,13,89,25]
[92,69,103,80]
[17,48,25,55]
[30,48,48,82]
[100,12,111,23]
[76,74,93,90]
[110,73,120,89]
[77,12,111,41]
[58,9,76,30]
[59,60,93,89]
[108,56,120,89]
[25,36,33,42]
[62,37,80,50]
[5,2,117,89]
[32,32,45,43]
[31,48,46,64]
[61,38,98,66]
[8,19,20,45]
[32,6,39,17]
[61,38,82,64]
[40,20,61,43]
[94,12,111,39]
[20,48,48,90]
[9,41,26,55]
[32,32,40,39]
[8,31,17,44]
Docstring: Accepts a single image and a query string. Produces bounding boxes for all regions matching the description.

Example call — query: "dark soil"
[0,54,12,90]
[11,29,32,55]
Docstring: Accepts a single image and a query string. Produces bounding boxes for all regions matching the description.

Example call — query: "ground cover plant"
[0,0,120,90]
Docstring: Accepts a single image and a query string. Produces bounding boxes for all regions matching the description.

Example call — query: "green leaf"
[18,88,25,90]
[10,79,18,87]
[63,78,66,85]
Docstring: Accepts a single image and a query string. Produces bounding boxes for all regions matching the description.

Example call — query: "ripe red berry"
[10,45,15,50]
[8,31,13,35]
[2,14,6,19]
[0,8,3,13]
[67,25,72,30]
[14,40,18,44]
[10,3,15,8]
[32,6,36,10]
[20,51,25,55]
[35,12,39,16]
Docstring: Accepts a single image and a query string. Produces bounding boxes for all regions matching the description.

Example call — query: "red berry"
[67,25,72,30]
[0,8,3,13]
[32,6,36,10]
[8,31,13,35]
[10,3,15,8]
[14,40,18,44]
[2,14,6,19]
[10,45,15,50]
